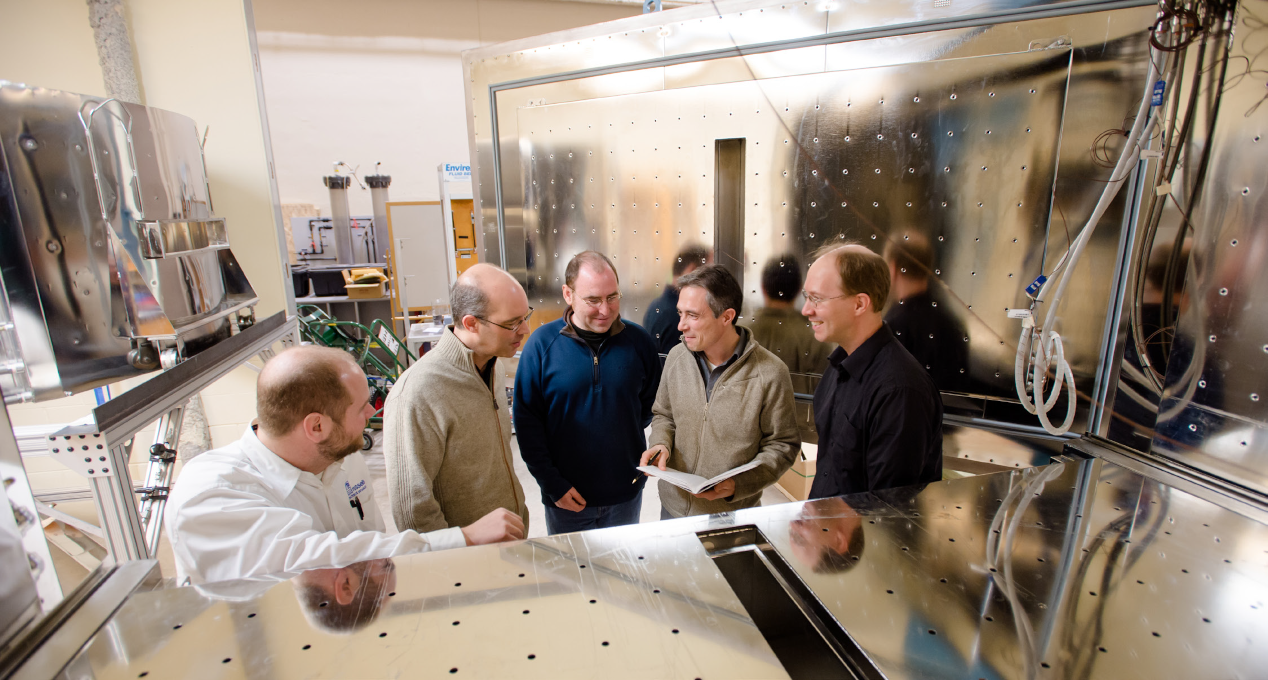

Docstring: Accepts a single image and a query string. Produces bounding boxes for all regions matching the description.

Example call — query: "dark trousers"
[544,489,643,535]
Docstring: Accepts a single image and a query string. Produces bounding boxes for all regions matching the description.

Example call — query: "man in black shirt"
[643,244,710,355]
[802,243,943,498]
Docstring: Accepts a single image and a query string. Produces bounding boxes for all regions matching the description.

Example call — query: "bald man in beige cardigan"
[384,264,531,534]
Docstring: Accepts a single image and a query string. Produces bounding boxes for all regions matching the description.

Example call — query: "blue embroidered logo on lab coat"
[345,479,367,499]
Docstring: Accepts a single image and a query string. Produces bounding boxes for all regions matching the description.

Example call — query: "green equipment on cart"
[296,304,416,450]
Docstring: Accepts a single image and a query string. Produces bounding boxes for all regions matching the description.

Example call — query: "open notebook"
[637,460,760,494]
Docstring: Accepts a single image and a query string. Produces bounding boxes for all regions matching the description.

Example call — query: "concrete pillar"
[86,0,144,104]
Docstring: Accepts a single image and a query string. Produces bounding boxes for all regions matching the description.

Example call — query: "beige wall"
[0,0,107,95]
[129,0,288,317]
[252,0,639,215]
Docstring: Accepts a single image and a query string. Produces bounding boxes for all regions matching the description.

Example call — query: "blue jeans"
[544,489,643,535]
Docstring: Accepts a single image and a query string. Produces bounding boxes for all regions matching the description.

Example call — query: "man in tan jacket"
[640,264,801,519]
[384,264,530,534]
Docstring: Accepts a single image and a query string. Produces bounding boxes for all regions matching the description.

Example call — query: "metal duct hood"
[0,82,258,403]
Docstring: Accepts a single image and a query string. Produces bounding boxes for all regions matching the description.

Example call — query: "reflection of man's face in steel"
[788,497,865,574]
[294,558,397,633]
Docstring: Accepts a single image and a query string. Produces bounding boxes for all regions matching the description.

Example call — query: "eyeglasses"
[802,290,849,307]
[477,307,534,332]
[579,293,622,309]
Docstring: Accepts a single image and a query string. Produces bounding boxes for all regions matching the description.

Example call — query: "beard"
[317,416,364,464]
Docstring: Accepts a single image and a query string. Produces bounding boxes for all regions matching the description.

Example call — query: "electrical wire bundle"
[1129,0,1241,396]
[1015,49,1162,435]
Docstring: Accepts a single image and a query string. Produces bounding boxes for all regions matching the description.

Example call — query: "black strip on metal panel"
[714,138,746,286]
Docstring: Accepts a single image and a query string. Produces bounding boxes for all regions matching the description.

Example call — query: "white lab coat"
[166,427,466,584]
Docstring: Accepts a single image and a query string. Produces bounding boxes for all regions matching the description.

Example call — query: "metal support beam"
[137,406,183,557]
[46,313,296,563]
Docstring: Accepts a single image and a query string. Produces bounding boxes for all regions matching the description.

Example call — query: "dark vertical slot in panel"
[714,138,746,288]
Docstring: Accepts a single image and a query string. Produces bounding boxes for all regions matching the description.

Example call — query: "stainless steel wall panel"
[1151,0,1268,492]
[469,1,1160,434]
[663,45,829,88]
[516,46,1088,405]
[662,2,828,56]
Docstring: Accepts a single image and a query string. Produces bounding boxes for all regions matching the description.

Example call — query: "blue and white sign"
[1151,80,1166,106]
[443,163,472,182]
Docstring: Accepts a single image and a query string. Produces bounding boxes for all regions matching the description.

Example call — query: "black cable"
[1159,13,1234,352]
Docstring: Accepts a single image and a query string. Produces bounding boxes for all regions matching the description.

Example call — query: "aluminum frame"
[46,312,296,563]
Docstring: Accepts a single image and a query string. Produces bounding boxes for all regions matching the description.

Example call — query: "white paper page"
[637,466,712,493]
[638,459,762,494]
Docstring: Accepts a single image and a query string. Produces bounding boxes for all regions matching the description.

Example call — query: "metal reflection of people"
[883,234,970,392]
[385,263,531,534]
[787,497,864,573]
[802,244,943,498]
[166,347,523,585]
[643,244,710,355]
[514,251,662,534]
[640,265,800,519]
[749,255,832,394]
[294,558,396,634]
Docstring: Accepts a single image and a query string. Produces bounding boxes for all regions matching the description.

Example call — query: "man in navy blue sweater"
[514,251,662,534]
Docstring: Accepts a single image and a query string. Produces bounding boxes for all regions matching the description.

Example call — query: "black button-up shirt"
[809,323,943,499]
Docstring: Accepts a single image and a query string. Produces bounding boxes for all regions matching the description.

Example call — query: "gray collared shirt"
[693,327,748,402]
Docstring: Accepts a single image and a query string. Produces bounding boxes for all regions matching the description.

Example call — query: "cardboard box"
[342,267,387,299]
[775,442,817,501]
[344,281,385,299]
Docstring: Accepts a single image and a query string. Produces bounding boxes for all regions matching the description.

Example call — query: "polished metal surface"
[0,399,61,612]
[6,560,159,680]
[0,434,41,651]
[26,448,1268,679]
[55,529,789,679]
[1149,0,1268,495]
[0,82,259,402]
[464,0,1158,434]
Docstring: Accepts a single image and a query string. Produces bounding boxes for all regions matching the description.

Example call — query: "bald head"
[450,263,527,323]
[257,346,360,437]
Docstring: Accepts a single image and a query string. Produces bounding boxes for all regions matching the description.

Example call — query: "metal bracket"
[134,487,168,502]
[148,443,176,464]
[46,428,115,479]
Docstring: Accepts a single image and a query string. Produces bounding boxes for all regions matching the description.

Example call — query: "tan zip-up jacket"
[384,327,528,533]
[649,333,801,518]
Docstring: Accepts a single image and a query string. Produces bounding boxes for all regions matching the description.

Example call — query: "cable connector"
[1024,275,1047,299]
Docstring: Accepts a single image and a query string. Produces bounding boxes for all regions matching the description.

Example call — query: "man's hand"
[693,478,735,502]
[554,487,587,512]
[460,508,525,546]
[640,445,670,471]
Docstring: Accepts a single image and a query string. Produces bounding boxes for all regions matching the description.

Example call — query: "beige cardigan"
[648,331,801,518]
[384,327,528,533]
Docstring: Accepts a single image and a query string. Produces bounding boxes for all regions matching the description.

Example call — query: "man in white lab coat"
[166,345,524,584]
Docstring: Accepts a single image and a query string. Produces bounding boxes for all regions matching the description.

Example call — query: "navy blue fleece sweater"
[513,314,662,506]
